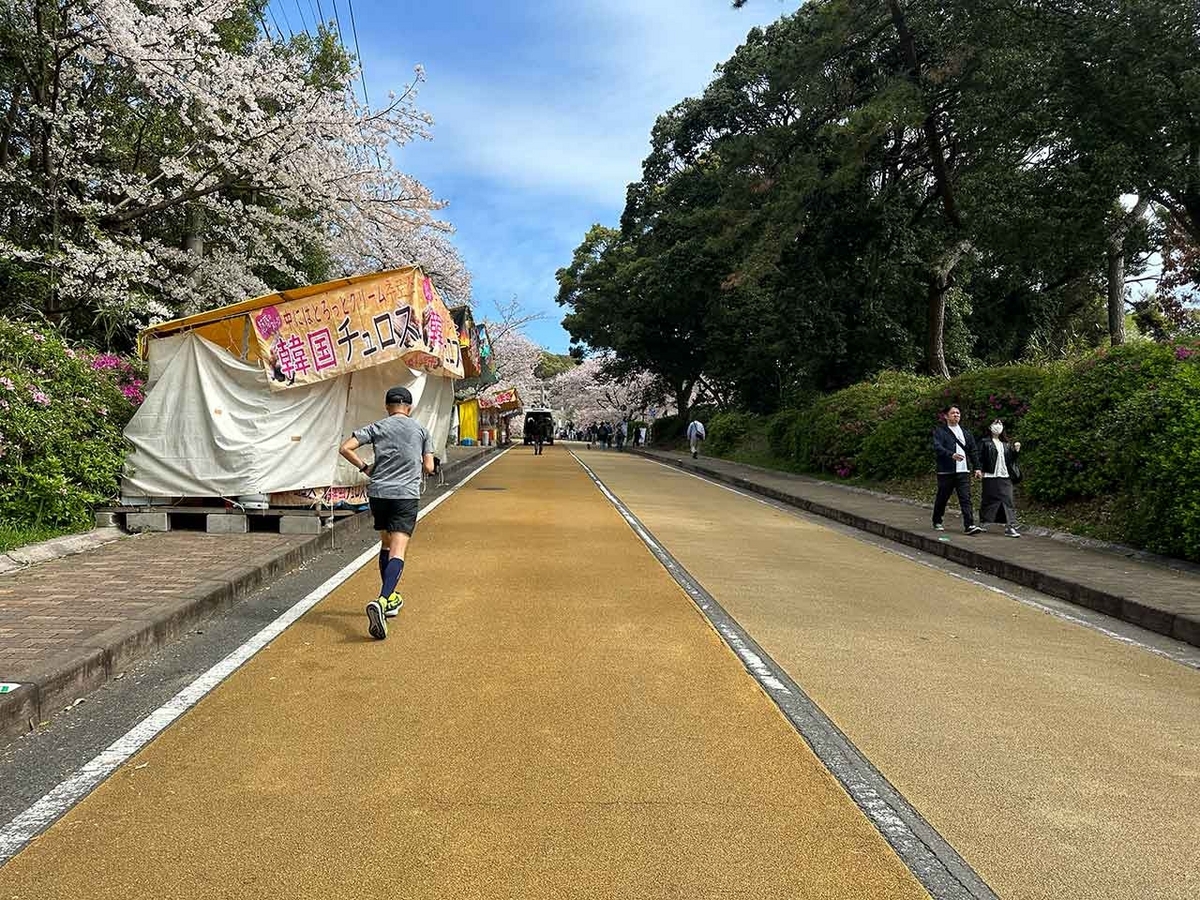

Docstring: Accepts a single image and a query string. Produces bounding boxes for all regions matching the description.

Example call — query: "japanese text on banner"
[251,271,463,389]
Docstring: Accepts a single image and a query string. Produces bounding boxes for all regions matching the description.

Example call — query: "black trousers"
[933,473,975,528]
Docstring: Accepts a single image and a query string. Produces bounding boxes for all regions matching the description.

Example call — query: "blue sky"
[275,0,793,351]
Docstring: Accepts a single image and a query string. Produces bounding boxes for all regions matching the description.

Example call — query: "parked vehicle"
[522,408,555,445]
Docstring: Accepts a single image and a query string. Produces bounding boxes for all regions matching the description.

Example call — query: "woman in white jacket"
[978,420,1022,537]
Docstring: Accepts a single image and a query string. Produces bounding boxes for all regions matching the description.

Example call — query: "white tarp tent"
[121,267,461,503]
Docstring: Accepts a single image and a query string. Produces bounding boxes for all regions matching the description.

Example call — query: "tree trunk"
[1106,245,1127,346]
[0,89,21,168]
[926,239,971,378]
[1105,196,1149,346]
[926,276,950,378]
[674,379,694,423]
[183,203,205,257]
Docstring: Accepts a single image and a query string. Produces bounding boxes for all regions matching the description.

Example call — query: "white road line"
[0,447,509,865]
[638,455,1200,670]
[571,450,994,899]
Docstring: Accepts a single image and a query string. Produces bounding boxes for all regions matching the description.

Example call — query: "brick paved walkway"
[0,532,318,736]
[0,533,305,678]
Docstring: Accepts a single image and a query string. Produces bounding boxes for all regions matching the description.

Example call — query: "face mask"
[991,423,1004,436]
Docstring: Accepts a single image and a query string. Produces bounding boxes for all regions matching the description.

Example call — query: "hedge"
[858,365,1055,480]
[696,342,1200,562]
[1020,342,1177,503]
[0,319,143,530]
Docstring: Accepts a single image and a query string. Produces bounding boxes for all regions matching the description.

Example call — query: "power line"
[314,0,325,26]
[264,4,288,42]
[329,0,351,63]
[330,0,346,38]
[273,0,295,39]
[256,9,281,44]
[346,0,369,107]
[293,0,310,34]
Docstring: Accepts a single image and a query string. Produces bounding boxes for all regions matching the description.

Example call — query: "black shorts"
[369,497,419,535]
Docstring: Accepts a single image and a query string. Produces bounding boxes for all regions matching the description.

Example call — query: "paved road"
[2,446,1197,899]
[0,448,928,899]
[582,449,1200,900]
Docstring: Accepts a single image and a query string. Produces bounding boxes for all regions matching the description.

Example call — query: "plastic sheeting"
[122,332,455,500]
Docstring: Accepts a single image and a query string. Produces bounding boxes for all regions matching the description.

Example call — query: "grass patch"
[0,520,86,553]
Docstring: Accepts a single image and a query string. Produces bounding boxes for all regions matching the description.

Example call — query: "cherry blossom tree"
[0,0,469,346]
[547,355,661,425]
[483,326,543,406]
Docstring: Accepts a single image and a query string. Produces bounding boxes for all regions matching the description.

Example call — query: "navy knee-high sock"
[381,557,405,597]
[378,547,389,581]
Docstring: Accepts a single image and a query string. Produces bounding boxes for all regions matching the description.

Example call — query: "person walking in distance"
[979,419,1022,537]
[687,417,706,459]
[931,405,984,535]
[339,385,435,640]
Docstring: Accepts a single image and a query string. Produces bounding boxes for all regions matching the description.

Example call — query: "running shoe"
[933,523,945,531]
[1005,527,1020,538]
[966,524,985,535]
[383,591,404,619]
[366,599,387,640]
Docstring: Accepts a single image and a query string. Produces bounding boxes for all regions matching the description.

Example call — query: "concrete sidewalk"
[635,448,1200,650]
[0,445,496,740]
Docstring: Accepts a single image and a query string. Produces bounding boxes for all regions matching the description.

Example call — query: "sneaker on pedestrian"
[383,591,404,618]
[366,599,387,640]
[965,524,985,535]
[1005,526,1020,538]
[933,523,945,532]
[692,451,698,459]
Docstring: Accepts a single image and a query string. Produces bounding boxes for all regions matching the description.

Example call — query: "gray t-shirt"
[352,414,433,499]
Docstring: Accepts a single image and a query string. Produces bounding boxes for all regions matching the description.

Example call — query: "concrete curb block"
[683,455,1200,579]
[0,527,128,578]
[636,451,1199,651]
[1,448,497,740]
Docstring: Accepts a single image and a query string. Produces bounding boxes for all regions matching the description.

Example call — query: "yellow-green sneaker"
[383,591,404,619]
[366,599,387,640]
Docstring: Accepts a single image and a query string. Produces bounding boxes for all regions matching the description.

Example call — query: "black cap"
[385,386,413,405]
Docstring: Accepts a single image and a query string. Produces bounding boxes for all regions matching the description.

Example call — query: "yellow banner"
[251,270,463,389]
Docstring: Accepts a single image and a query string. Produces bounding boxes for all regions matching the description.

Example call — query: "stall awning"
[139,267,463,389]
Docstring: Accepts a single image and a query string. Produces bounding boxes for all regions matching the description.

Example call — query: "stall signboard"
[450,306,483,379]
[251,269,463,390]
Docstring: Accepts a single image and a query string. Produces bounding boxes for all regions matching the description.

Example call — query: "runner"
[339,385,435,640]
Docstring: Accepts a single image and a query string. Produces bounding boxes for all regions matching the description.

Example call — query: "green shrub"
[791,371,934,476]
[706,411,757,455]
[1021,343,1176,503]
[650,414,685,446]
[767,408,806,459]
[858,365,1055,480]
[0,319,142,530]
[1104,340,1200,560]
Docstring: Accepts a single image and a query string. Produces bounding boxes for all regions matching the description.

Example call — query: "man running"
[339,385,435,640]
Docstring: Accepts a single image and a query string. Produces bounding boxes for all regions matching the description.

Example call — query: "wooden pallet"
[97,505,360,534]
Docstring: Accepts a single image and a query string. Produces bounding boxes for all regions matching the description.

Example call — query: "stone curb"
[0,448,497,740]
[635,450,1199,651]
[0,527,129,578]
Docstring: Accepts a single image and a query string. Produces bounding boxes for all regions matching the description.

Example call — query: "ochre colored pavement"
[0,447,929,899]
[582,450,1200,900]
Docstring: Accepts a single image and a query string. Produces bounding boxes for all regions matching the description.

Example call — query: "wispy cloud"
[352,0,794,347]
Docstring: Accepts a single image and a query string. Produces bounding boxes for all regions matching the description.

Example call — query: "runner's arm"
[339,436,373,475]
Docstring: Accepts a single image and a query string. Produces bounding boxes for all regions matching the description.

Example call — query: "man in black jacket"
[931,405,985,534]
